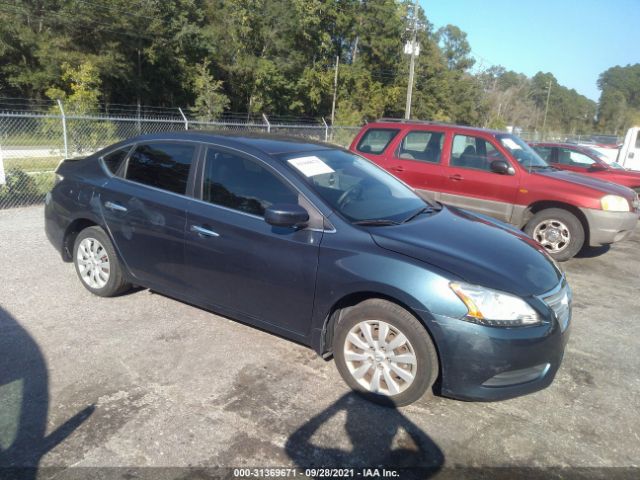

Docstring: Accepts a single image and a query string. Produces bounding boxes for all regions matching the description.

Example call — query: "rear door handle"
[104,201,128,213]
[391,165,405,172]
[190,225,220,238]
[448,174,464,181]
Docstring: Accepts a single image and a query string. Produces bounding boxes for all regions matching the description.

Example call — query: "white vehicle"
[617,127,640,171]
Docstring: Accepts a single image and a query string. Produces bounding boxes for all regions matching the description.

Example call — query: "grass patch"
[3,156,62,172]
[1,132,63,147]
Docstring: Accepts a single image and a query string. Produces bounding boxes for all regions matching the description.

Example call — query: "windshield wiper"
[401,206,433,223]
[529,164,555,171]
[352,219,400,226]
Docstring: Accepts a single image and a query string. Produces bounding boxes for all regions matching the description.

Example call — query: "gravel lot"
[1,206,639,476]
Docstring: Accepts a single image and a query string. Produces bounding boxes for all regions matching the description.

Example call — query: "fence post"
[321,117,329,142]
[0,140,5,185]
[57,99,69,159]
[262,113,271,133]
[178,107,189,130]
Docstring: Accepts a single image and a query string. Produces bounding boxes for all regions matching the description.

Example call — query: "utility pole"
[331,56,339,126]
[404,0,419,119]
[542,79,552,137]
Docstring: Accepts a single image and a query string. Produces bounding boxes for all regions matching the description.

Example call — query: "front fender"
[309,234,465,354]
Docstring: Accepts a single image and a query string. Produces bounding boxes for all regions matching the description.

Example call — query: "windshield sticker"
[288,156,335,177]
[501,138,521,150]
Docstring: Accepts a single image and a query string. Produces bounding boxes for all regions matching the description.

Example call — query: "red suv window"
[450,134,507,171]
[397,130,445,163]
[356,128,399,154]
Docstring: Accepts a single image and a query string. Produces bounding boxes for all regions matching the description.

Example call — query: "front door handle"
[391,165,405,172]
[449,174,464,181]
[104,201,128,213]
[190,225,220,238]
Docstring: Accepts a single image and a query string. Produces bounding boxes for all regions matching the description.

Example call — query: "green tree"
[45,61,115,154]
[597,64,640,132]
[436,24,475,71]
[191,59,230,120]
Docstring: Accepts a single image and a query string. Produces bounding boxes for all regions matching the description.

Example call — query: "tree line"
[0,0,637,134]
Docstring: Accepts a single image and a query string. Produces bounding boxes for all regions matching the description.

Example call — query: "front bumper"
[580,207,639,246]
[420,297,571,402]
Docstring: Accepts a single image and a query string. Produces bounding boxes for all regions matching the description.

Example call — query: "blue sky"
[422,0,640,102]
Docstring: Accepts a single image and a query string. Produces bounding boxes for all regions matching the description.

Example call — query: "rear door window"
[125,143,196,194]
[397,131,444,163]
[202,148,298,217]
[356,129,399,154]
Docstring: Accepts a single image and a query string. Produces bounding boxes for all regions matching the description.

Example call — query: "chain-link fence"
[0,104,620,210]
[518,131,623,144]
[0,109,360,209]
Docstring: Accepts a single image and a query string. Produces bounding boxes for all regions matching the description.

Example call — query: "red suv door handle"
[391,165,405,172]
[449,174,464,181]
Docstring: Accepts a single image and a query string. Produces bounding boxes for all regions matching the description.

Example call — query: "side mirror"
[588,163,607,171]
[264,204,309,228]
[490,160,515,175]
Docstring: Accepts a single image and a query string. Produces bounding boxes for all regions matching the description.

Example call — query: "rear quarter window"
[356,128,399,154]
[101,147,131,174]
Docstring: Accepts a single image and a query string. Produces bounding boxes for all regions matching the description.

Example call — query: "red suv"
[350,120,639,261]
[530,142,640,193]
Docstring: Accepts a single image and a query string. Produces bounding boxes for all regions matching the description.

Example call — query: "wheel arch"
[318,291,443,379]
[62,218,100,261]
[521,201,590,245]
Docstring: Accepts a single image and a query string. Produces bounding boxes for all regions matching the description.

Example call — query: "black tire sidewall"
[73,226,126,297]
[333,299,439,407]
[525,208,585,262]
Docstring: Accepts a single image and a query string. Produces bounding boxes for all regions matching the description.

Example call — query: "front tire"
[524,208,585,261]
[333,299,439,407]
[73,226,131,297]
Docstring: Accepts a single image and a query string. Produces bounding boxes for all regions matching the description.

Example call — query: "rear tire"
[524,208,584,262]
[333,299,439,407]
[73,226,131,297]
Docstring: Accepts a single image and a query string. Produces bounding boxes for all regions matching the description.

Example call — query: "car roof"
[366,119,507,136]
[123,131,337,156]
[530,142,591,149]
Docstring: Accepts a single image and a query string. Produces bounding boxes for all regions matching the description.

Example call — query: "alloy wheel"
[343,320,418,396]
[76,237,110,289]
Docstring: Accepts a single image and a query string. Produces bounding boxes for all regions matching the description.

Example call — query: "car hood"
[370,206,562,297]
[605,169,640,181]
[535,169,636,199]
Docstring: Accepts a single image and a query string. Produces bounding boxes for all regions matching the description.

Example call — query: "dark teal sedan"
[45,133,571,406]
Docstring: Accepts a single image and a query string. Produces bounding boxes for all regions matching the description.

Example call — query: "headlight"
[601,195,630,212]
[449,282,541,327]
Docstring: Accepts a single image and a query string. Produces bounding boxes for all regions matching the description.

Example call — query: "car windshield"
[281,149,427,224]
[582,146,625,169]
[496,134,549,168]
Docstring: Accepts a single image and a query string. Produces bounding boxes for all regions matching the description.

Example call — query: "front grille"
[542,281,572,332]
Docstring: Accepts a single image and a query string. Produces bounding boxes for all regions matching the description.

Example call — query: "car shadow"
[0,306,95,479]
[285,393,444,477]
[575,244,611,258]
